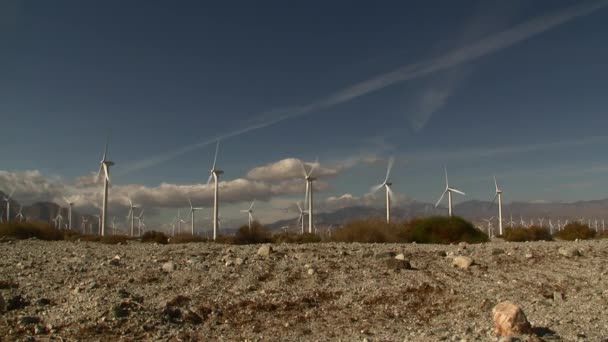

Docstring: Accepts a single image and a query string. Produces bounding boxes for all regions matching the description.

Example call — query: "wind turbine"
[3,188,15,222]
[207,141,223,240]
[240,199,256,230]
[370,157,395,223]
[136,209,145,236]
[63,197,75,230]
[489,176,504,235]
[94,214,101,234]
[81,217,89,234]
[508,214,516,227]
[111,216,117,235]
[435,168,465,217]
[126,197,138,237]
[97,136,114,236]
[483,217,494,237]
[301,159,318,234]
[15,205,24,222]
[175,208,186,235]
[188,198,204,235]
[54,210,64,230]
[296,201,307,234]
[520,216,526,227]
[538,218,545,227]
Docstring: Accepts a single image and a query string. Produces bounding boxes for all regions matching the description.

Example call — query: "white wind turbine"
[15,205,24,222]
[126,197,138,237]
[489,176,504,235]
[483,217,495,237]
[97,137,114,236]
[369,157,395,223]
[296,201,307,234]
[435,168,465,217]
[81,217,89,234]
[136,209,145,236]
[111,216,117,235]
[54,210,64,230]
[175,208,186,235]
[207,141,223,240]
[240,199,256,230]
[301,159,318,234]
[538,218,545,227]
[94,214,101,234]
[188,198,204,235]
[63,197,76,230]
[3,188,15,222]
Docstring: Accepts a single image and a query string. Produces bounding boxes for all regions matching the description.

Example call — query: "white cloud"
[246,158,342,181]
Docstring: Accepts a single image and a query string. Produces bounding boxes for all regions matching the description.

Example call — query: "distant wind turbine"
[15,205,24,222]
[301,159,318,233]
[489,176,504,235]
[63,197,75,230]
[207,141,223,240]
[296,201,307,234]
[370,157,395,223]
[3,188,15,222]
[240,199,256,230]
[435,168,465,217]
[188,198,204,235]
[98,137,114,236]
[126,197,138,237]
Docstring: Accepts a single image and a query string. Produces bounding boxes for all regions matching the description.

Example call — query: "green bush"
[0,221,64,241]
[273,232,321,244]
[404,216,489,244]
[232,222,272,245]
[331,218,398,243]
[169,233,205,244]
[503,225,553,242]
[100,234,131,245]
[554,222,596,241]
[141,231,169,244]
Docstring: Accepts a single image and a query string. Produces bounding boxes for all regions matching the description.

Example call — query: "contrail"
[120,1,608,175]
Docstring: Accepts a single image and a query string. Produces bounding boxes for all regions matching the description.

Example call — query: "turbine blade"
[207,173,213,185]
[369,183,383,195]
[300,160,309,178]
[435,190,447,207]
[103,164,110,182]
[489,193,498,208]
[211,140,220,170]
[296,202,303,213]
[494,176,499,192]
[384,156,395,183]
[450,188,466,196]
[249,199,255,211]
[102,135,109,161]
[444,167,449,187]
[387,186,395,200]
[308,157,318,176]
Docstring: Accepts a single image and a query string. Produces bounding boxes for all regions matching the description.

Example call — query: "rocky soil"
[1,238,607,341]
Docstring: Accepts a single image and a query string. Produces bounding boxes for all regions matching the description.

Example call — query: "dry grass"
[554,222,596,240]
[169,233,205,244]
[141,231,169,244]
[503,225,553,242]
[0,221,64,240]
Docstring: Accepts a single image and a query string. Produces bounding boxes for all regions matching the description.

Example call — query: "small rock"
[257,245,273,257]
[558,247,580,258]
[235,257,244,265]
[36,298,51,306]
[553,291,564,302]
[162,261,177,272]
[7,294,28,310]
[307,268,315,275]
[458,242,467,249]
[452,256,474,269]
[525,253,534,259]
[225,260,234,267]
[112,302,130,318]
[184,310,203,324]
[492,301,532,336]
[395,253,406,260]
[20,316,41,325]
[34,324,47,335]
[386,258,412,271]
[491,248,505,255]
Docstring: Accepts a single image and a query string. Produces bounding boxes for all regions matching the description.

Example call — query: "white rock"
[492,301,532,336]
[395,253,406,260]
[452,256,474,269]
[257,245,273,257]
[162,261,177,272]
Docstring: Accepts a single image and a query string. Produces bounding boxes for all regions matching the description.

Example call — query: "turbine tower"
[301,159,318,234]
[188,198,204,235]
[370,157,395,223]
[207,141,223,240]
[240,199,256,230]
[489,176,504,236]
[126,197,138,237]
[296,201,307,234]
[63,197,75,230]
[3,188,15,222]
[98,137,114,236]
[136,209,145,236]
[435,168,465,217]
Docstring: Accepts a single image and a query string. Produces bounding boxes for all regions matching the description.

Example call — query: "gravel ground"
[1,238,607,341]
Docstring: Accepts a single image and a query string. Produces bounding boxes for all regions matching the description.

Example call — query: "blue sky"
[2,1,608,225]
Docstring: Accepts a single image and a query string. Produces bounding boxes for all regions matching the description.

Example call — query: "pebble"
[257,245,273,257]
[162,261,177,272]
[492,301,532,336]
[452,256,474,269]
[558,247,580,258]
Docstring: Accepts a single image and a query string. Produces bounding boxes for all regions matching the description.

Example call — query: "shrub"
[141,231,169,244]
[100,235,130,245]
[0,221,64,241]
[331,218,398,243]
[232,222,272,245]
[404,216,488,244]
[273,232,321,244]
[169,233,205,244]
[503,225,553,242]
[554,222,596,241]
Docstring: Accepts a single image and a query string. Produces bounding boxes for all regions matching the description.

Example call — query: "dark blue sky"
[2,0,608,222]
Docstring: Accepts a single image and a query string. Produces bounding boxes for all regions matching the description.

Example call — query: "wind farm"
[2,1,608,340]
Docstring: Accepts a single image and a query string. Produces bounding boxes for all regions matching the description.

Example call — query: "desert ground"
[1,238,607,341]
